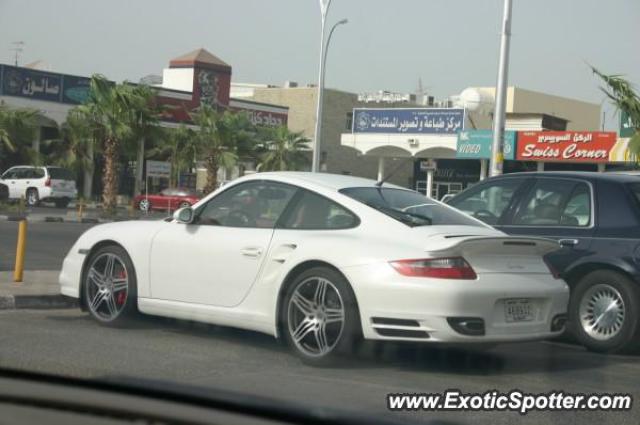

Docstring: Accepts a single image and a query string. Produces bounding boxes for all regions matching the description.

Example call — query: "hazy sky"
[0,0,638,127]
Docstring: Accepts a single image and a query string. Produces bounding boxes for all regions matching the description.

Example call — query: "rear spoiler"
[426,236,561,257]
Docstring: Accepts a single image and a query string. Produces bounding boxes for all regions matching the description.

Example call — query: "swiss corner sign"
[516,131,618,163]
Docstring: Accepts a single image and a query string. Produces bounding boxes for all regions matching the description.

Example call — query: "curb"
[0,215,149,224]
[0,294,78,310]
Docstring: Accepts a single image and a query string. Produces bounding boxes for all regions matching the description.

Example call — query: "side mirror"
[173,207,194,224]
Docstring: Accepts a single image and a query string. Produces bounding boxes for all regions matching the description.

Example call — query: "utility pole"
[489,0,513,177]
[10,41,25,66]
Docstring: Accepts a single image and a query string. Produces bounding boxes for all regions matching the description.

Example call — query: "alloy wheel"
[579,283,625,341]
[86,253,129,321]
[287,277,345,357]
[139,199,150,211]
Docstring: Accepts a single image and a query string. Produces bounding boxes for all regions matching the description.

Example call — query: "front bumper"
[342,263,570,343]
[59,251,84,299]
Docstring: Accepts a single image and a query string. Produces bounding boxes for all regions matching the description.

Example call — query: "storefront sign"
[1,65,62,102]
[62,75,91,104]
[146,160,171,178]
[352,108,464,134]
[456,130,516,160]
[516,131,617,163]
[620,111,635,138]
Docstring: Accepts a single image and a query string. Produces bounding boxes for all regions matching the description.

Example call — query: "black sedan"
[447,171,640,354]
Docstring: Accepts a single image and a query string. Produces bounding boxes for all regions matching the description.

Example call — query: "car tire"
[138,199,151,212]
[26,188,39,207]
[282,266,361,366]
[83,245,138,327]
[569,270,640,354]
[179,201,191,209]
[54,198,70,208]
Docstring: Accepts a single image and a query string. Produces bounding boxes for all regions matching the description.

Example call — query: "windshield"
[341,187,484,227]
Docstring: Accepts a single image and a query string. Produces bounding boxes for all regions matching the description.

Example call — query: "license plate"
[504,299,534,322]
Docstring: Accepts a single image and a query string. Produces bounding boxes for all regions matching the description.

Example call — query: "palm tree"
[591,67,640,154]
[147,125,197,187]
[191,105,243,194]
[44,108,96,199]
[0,105,38,169]
[257,126,310,172]
[124,83,164,196]
[84,75,135,214]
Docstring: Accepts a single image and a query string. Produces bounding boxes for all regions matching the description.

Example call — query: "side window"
[13,168,29,179]
[195,181,296,228]
[561,185,591,226]
[1,169,17,179]
[32,168,45,179]
[449,178,525,225]
[513,179,590,226]
[281,190,358,230]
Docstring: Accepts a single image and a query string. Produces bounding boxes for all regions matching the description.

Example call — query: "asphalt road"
[0,221,94,271]
[0,309,637,425]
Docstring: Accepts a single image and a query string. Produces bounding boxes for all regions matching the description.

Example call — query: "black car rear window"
[340,187,483,227]
[47,167,74,180]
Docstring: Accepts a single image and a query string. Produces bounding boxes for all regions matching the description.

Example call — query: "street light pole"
[312,0,331,173]
[322,19,348,89]
[489,0,513,177]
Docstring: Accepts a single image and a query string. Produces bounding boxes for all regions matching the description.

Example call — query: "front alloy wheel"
[84,246,137,324]
[283,267,360,365]
[138,199,150,212]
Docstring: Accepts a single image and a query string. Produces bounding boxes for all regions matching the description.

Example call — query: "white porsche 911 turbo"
[60,172,569,364]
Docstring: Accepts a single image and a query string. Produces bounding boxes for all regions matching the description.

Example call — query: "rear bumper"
[342,262,570,343]
[41,186,77,200]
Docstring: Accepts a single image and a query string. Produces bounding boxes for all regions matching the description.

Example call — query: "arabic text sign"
[146,160,171,178]
[456,130,516,160]
[353,108,464,134]
[1,65,62,102]
[516,131,617,163]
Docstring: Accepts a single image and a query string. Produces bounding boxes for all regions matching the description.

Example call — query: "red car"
[134,188,200,212]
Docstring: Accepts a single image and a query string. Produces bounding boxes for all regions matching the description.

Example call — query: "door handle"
[240,247,263,257]
[559,239,579,247]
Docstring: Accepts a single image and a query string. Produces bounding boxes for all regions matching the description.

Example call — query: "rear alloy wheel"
[283,267,360,365]
[570,270,640,354]
[26,188,39,207]
[84,246,137,325]
[138,199,151,212]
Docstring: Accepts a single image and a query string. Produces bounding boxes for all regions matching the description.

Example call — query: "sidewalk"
[0,270,78,310]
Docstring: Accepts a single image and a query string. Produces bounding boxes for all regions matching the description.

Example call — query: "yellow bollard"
[78,199,84,220]
[14,219,27,283]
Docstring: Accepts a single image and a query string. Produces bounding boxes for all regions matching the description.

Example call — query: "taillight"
[44,177,51,187]
[390,257,477,280]
[543,257,560,279]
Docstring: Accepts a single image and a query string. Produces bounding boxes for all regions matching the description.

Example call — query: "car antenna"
[375,158,412,187]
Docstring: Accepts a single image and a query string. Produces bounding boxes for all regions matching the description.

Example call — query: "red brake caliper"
[116,269,127,305]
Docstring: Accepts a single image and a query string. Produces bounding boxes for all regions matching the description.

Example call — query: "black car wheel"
[282,267,360,366]
[26,188,39,206]
[83,245,138,326]
[570,270,640,354]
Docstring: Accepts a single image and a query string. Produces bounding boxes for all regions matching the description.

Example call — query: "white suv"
[0,166,78,208]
